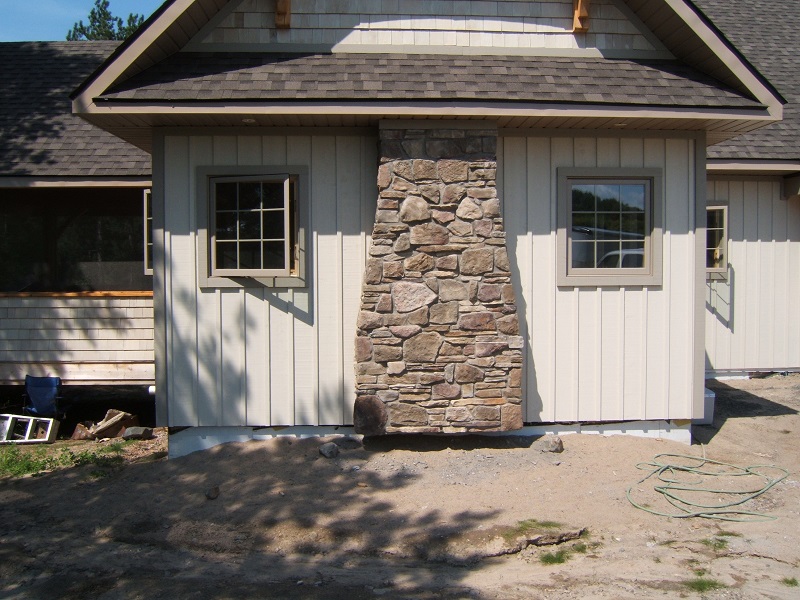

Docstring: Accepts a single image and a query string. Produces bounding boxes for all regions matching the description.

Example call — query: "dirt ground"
[1,374,799,599]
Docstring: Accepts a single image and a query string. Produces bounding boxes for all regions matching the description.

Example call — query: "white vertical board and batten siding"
[705,179,800,373]
[501,134,701,423]
[161,133,376,427]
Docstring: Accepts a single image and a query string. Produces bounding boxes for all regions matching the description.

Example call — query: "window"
[557,168,663,286]
[0,187,152,293]
[144,189,153,275]
[706,205,727,277]
[197,166,307,288]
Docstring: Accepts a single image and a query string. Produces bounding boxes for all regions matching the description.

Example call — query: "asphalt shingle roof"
[693,0,799,161]
[99,52,760,110]
[0,42,150,178]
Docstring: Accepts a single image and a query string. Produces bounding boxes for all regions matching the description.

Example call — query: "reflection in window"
[570,181,648,270]
[0,188,153,293]
[706,206,727,272]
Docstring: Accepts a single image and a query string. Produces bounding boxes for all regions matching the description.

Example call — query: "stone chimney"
[353,123,523,435]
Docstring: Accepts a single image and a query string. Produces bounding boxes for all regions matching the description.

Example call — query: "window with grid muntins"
[211,176,296,277]
[706,206,727,273]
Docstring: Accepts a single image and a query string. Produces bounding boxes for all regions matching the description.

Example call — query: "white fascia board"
[72,0,199,114]
[707,161,800,175]
[664,0,784,116]
[81,101,774,123]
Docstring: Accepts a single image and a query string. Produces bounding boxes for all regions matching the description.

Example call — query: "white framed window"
[557,168,663,287]
[196,166,307,289]
[143,189,153,275]
[706,205,728,278]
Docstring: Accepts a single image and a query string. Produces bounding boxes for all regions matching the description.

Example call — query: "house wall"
[500,134,704,422]
[158,132,376,427]
[193,0,661,54]
[0,296,154,384]
[705,178,800,373]
[158,129,704,428]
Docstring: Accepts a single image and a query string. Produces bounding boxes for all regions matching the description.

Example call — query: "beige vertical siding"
[500,134,702,423]
[705,179,800,373]
[0,296,154,383]
[161,133,376,427]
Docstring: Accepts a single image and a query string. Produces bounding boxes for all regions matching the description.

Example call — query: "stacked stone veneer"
[353,126,524,435]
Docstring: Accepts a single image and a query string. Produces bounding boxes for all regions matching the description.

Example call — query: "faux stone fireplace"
[353,124,523,435]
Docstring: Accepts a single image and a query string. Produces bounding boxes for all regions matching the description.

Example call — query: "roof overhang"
[72,0,785,150]
[0,177,152,189]
[707,160,800,177]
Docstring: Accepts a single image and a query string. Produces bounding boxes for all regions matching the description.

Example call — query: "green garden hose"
[626,451,790,522]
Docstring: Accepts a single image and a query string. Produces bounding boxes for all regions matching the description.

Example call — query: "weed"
[540,549,570,565]
[0,443,125,478]
[716,531,742,538]
[693,568,707,577]
[684,578,725,593]
[573,542,587,554]
[653,557,661,564]
[782,577,798,587]
[502,519,562,542]
[701,537,728,551]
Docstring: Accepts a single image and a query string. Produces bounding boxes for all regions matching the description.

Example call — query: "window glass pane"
[238,182,261,211]
[571,240,595,268]
[707,229,724,250]
[263,212,285,240]
[620,184,646,212]
[597,213,621,236]
[707,209,724,229]
[238,242,261,269]
[216,183,237,211]
[263,241,286,270]
[238,211,262,240]
[707,249,724,269]
[620,213,645,237]
[572,213,596,238]
[262,182,285,210]
[216,241,238,269]
[596,241,621,267]
[596,184,621,211]
[216,212,237,240]
[572,185,595,211]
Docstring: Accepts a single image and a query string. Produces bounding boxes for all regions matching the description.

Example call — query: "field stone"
[403,331,442,362]
[393,282,437,313]
[399,196,431,222]
[122,426,153,440]
[540,435,564,453]
[319,442,340,458]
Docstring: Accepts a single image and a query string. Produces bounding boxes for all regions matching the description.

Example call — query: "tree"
[66,0,145,41]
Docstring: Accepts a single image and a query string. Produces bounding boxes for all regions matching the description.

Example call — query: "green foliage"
[782,577,798,587]
[572,542,588,554]
[0,442,128,478]
[701,537,729,551]
[502,519,563,543]
[540,549,570,565]
[67,0,144,41]
[684,578,725,593]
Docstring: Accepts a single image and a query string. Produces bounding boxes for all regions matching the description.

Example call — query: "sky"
[0,0,165,41]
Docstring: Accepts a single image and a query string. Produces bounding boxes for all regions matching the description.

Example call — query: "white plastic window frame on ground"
[557,167,663,287]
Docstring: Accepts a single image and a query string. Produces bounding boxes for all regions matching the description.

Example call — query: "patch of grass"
[0,443,126,478]
[693,568,707,577]
[540,549,570,565]
[684,578,725,593]
[502,519,562,542]
[782,577,798,587]
[701,537,728,551]
[716,531,742,538]
[572,542,588,554]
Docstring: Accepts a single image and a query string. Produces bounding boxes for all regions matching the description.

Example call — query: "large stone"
[404,253,435,273]
[406,307,429,325]
[365,259,382,284]
[355,336,373,362]
[410,222,450,246]
[461,248,494,275]
[357,311,383,330]
[373,344,403,363]
[432,383,461,399]
[436,255,458,271]
[483,197,501,217]
[496,314,519,335]
[472,405,501,421]
[445,406,472,423]
[501,403,523,431]
[495,247,511,272]
[382,261,404,279]
[447,220,473,237]
[443,184,466,204]
[439,160,469,183]
[403,331,442,362]
[430,301,459,324]
[353,396,388,435]
[477,283,502,302]
[438,279,468,301]
[376,294,393,313]
[393,281,437,313]
[413,159,438,180]
[432,209,455,223]
[389,402,429,426]
[399,196,431,222]
[474,342,508,357]
[389,324,422,338]
[387,361,406,375]
[456,198,483,220]
[458,312,496,331]
[394,233,411,252]
[454,363,485,383]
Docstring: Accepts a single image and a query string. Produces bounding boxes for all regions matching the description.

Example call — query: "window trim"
[706,204,728,280]
[557,167,663,287]
[143,189,153,275]
[196,165,308,289]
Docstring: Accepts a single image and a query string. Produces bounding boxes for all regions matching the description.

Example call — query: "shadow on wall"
[0,436,503,597]
[706,264,734,331]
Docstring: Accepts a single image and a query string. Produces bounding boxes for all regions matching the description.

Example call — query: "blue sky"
[0,1,165,41]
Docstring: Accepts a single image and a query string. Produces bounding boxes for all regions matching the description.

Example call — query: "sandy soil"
[1,374,799,599]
